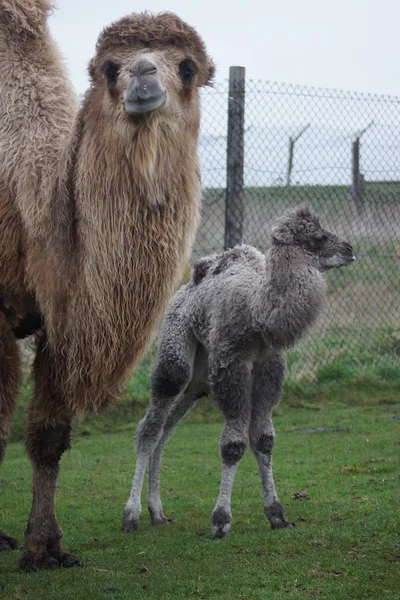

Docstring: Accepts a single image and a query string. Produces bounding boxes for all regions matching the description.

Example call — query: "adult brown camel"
[0,0,214,569]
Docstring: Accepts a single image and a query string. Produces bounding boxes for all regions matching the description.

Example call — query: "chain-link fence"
[196,76,400,380]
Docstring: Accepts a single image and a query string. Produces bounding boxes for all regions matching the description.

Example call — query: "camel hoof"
[59,552,81,567]
[210,507,232,539]
[19,552,81,570]
[151,516,175,526]
[0,531,21,551]
[210,527,229,540]
[122,516,140,532]
[266,501,295,530]
[270,519,296,529]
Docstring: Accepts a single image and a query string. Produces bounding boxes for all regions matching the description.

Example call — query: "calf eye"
[312,233,327,247]
[179,59,197,85]
[102,61,120,87]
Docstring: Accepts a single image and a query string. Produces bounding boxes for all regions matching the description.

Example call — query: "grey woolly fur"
[124,205,355,538]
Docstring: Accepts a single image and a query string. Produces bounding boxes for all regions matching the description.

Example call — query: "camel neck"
[53,105,201,412]
[255,244,326,349]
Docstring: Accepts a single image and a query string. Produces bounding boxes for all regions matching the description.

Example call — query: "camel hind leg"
[209,356,253,539]
[123,323,197,532]
[0,311,21,550]
[147,383,208,525]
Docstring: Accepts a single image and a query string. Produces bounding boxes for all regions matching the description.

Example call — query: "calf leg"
[0,312,21,550]
[210,358,252,539]
[19,335,78,570]
[123,332,196,532]
[249,353,294,529]
[147,386,207,525]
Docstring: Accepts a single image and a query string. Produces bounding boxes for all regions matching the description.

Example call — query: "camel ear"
[88,59,96,81]
[205,58,216,86]
[271,221,294,245]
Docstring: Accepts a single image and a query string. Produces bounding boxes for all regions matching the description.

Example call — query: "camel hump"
[212,247,245,275]
[191,246,260,285]
[191,256,217,285]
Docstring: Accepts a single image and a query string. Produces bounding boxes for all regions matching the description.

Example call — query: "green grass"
[2,179,398,595]
[1,399,399,599]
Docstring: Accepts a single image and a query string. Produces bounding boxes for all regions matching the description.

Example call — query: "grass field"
[1,397,399,599]
[1,182,399,596]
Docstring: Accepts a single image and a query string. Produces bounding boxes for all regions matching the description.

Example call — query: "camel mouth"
[342,253,356,265]
[340,244,356,265]
[124,92,167,116]
[332,253,356,269]
[321,252,356,271]
[123,74,167,116]
[334,243,355,268]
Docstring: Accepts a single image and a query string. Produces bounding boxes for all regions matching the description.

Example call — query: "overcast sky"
[49,0,399,97]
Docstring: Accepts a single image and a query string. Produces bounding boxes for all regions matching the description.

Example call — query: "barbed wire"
[195,79,400,378]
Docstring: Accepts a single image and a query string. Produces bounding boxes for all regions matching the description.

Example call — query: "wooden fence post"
[225,66,245,249]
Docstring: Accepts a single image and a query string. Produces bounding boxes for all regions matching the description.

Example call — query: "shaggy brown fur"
[0,0,54,36]
[0,0,214,569]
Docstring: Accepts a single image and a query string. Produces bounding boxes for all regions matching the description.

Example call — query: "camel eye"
[179,59,197,85]
[102,61,120,87]
[312,233,327,246]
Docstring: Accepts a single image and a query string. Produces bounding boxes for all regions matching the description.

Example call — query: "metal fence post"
[286,124,310,187]
[352,138,363,214]
[351,121,374,215]
[225,66,245,249]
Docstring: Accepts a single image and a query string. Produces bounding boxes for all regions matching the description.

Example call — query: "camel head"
[88,11,215,128]
[271,205,356,272]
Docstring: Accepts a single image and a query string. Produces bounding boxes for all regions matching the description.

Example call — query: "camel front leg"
[21,421,78,570]
[19,336,79,570]
[250,354,295,529]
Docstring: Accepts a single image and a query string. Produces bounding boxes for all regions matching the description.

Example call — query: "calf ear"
[271,221,294,245]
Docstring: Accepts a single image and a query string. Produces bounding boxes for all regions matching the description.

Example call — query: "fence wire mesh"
[196,79,400,379]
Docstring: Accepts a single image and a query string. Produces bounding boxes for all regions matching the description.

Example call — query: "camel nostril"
[130,59,158,77]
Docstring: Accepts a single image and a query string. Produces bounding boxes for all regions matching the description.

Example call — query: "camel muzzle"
[124,58,167,115]
[341,242,356,265]
[329,244,356,269]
